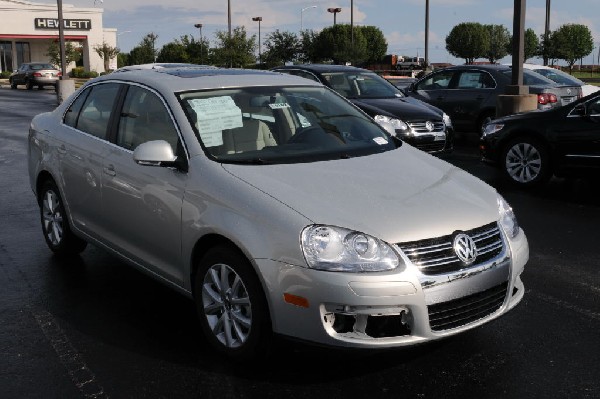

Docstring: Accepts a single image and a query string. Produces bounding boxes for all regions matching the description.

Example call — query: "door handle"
[57,144,67,154]
[103,164,116,176]
[436,96,445,101]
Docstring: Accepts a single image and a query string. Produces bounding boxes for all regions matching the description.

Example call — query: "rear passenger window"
[67,84,120,139]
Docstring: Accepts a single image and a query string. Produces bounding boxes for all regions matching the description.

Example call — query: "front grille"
[397,222,503,275]
[407,120,445,133]
[428,281,508,331]
[413,140,446,153]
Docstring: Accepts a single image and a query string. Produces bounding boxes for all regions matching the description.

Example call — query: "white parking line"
[33,309,108,398]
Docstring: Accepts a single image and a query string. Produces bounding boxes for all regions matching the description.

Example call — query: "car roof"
[114,63,216,72]
[272,64,374,74]
[89,67,323,93]
[444,64,511,71]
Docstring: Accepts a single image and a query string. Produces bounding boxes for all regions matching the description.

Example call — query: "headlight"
[442,112,452,128]
[497,194,519,239]
[301,225,400,272]
[482,123,504,137]
[374,115,409,131]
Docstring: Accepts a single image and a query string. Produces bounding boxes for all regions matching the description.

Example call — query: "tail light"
[537,93,557,105]
[57,71,62,77]
[33,72,43,77]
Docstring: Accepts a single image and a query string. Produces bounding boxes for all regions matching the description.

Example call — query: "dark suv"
[271,64,453,155]
[404,64,582,134]
[9,62,61,90]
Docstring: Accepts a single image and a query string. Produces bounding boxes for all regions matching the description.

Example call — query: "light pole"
[424,0,429,68]
[194,23,203,63]
[252,17,262,66]
[544,0,551,66]
[327,7,342,26]
[301,5,317,32]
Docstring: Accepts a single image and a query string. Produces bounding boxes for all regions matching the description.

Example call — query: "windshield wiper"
[222,158,272,165]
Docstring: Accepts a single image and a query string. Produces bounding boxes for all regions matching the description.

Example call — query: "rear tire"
[39,180,87,256]
[501,137,551,187]
[194,246,272,362]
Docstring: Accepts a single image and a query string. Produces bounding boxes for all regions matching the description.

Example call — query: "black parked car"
[405,64,582,134]
[9,62,61,90]
[271,64,453,154]
[480,90,600,187]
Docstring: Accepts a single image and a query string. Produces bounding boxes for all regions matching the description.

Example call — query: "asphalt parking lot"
[1,86,599,399]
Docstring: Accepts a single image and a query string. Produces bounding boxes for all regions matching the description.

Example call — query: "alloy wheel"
[42,189,63,246]
[505,142,542,183]
[201,263,252,348]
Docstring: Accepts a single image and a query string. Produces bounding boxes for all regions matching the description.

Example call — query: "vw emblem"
[566,88,572,95]
[453,233,478,265]
[425,121,435,132]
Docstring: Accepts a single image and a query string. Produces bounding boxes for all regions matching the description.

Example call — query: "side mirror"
[572,103,586,117]
[133,140,177,167]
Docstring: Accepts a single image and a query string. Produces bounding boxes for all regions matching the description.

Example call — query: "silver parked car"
[10,62,61,90]
[28,67,529,361]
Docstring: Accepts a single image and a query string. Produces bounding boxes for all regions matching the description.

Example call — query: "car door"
[409,69,456,114]
[59,82,121,240]
[555,97,600,170]
[439,70,496,130]
[101,84,188,284]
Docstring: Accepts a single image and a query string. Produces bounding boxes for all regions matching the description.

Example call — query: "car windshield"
[179,85,399,164]
[321,72,405,99]
[533,68,584,86]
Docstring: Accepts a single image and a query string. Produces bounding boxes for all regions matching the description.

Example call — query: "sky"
[47,0,600,66]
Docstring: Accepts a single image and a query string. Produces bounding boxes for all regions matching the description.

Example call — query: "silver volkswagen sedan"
[28,68,528,361]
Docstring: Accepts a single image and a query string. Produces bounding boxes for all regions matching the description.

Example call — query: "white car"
[522,63,599,97]
[28,67,528,361]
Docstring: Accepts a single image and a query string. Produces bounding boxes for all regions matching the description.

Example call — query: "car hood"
[351,97,442,121]
[221,146,499,243]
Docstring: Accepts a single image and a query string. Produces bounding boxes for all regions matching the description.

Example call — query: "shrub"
[0,71,11,79]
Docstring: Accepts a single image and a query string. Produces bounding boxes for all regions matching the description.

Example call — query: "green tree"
[156,40,190,63]
[539,31,561,66]
[483,24,510,63]
[523,28,540,62]
[93,41,119,72]
[262,30,300,68]
[210,26,256,68]
[446,22,488,64]
[128,32,159,65]
[509,28,540,62]
[312,24,360,65]
[359,26,387,66]
[46,41,82,70]
[298,30,318,63]
[552,23,594,73]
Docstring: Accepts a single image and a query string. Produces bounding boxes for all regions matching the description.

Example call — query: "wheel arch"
[189,234,264,300]
[35,170,57,205]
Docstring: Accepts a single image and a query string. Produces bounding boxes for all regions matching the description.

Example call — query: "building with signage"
[0,0,116,74]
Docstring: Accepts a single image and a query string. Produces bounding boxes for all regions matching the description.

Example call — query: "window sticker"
[373,137,388,145]
[268,102,290,109]
[190,96,243,147]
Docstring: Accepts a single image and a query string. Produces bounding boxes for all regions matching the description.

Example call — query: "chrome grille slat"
[397,222,504,275]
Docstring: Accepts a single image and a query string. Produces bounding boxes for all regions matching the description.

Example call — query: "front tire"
[39,180,87,256]
[10,79,17,89]
[26,79,34,90]
[194,246,272,362]
[502,137,551,187]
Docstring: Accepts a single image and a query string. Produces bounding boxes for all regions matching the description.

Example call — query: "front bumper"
[257,225,528,349]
